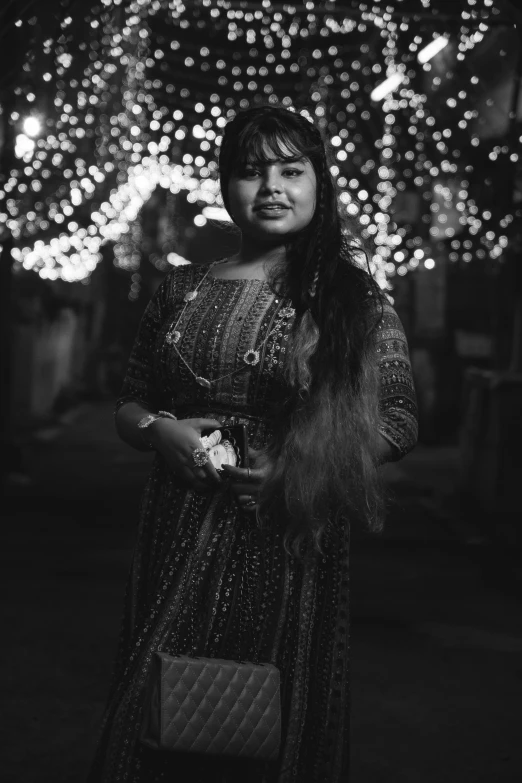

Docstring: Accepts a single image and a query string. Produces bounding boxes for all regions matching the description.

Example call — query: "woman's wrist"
[151,414,184,452]
[145,417,171,450]
[138,411,177,450]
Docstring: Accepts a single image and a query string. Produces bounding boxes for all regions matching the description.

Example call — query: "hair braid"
[307,165,327,303]
[286,158,333,399]
[308,179,326,300]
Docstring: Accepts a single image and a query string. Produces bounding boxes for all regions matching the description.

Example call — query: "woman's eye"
[283,168,302,177]
[243,169,260,177]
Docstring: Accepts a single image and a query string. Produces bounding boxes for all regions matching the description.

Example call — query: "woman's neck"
[234,237,286,268]
[212,238,287,280]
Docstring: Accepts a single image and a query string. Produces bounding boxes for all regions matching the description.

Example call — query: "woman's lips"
[254,205,289,216]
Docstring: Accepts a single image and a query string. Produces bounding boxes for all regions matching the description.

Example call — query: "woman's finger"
[183,441,221,486]
[248,447,270,469]
[174,467,209,493]
[179,465,201,485]
[195,418,222,432]
[191,466,208,482]
[237,493,258,512]
[182,464,215,493]
[200,458,223,485]
[221,464,264,483]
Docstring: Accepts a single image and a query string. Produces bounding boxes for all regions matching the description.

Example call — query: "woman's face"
[226,141,317,242]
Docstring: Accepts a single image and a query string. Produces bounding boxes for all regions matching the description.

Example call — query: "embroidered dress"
[87,262,417,783]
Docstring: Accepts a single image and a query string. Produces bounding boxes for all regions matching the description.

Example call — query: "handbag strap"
[237,528,261,662]
[177,514,262,664]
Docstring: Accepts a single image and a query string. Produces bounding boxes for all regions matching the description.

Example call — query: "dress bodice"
[120,264,295,421]
[117,261,418,459]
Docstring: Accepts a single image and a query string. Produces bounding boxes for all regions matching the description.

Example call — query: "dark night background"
[1,1,522,781]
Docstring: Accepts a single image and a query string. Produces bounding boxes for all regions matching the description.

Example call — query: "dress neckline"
[206,258,271,284]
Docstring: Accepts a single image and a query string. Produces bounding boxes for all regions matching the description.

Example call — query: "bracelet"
[139,411,178,449]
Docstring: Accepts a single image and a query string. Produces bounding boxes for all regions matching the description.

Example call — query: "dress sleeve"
[375,300,418,461]
[115,271,176,415]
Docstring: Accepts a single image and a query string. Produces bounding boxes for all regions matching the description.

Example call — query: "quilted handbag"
[140,524,281,760]
[141,652,281,759]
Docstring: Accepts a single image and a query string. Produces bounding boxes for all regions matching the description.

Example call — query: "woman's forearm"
[115,401,159,452]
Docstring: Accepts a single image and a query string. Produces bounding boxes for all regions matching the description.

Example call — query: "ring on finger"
[245,495,257,507]
[192,447,209,467]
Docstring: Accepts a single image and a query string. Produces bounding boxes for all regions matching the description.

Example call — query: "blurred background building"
[0,0,521,522]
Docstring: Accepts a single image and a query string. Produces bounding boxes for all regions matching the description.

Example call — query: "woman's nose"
[260,170,283,193]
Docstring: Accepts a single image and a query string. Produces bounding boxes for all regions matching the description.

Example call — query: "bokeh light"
[22,117,42,137]
[1,0,519,291]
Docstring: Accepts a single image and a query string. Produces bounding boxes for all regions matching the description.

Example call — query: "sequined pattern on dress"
[88,263,417,783]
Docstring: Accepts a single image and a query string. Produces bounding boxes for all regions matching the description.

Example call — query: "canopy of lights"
[1,0,519,290]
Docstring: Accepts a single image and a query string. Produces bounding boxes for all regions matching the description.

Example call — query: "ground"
[2,402,521,783]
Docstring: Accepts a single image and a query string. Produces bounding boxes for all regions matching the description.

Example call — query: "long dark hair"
[219,105,386,557]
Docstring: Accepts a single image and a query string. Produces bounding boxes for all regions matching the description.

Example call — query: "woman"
[87,105,418,782]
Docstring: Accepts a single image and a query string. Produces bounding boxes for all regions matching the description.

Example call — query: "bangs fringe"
[235,123,321,169]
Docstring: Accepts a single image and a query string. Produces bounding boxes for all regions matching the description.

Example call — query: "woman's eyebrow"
[245,156,305,166]
[276,156,305,164]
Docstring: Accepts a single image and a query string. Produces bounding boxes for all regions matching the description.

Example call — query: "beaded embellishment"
[243,349,260,366]
[165,330,181,346]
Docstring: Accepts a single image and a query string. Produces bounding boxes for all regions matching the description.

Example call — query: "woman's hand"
[221,447,270,512]
[148,417,223,493]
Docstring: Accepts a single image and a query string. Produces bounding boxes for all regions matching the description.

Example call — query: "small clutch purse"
[140,653,281,760]
[200,424,249,472]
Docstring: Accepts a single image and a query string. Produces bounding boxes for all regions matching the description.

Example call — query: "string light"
[371,72,406,102]
[1,0,518,290]
[417,35,449,64]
